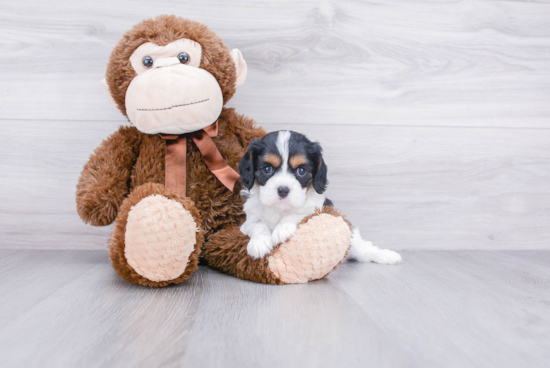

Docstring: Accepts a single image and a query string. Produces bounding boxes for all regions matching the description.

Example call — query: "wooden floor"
[0,249,548,368]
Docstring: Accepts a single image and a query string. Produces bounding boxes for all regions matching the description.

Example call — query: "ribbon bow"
[160,121,240,196]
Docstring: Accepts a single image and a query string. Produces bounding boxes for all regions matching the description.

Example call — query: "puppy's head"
[239,130,328,208]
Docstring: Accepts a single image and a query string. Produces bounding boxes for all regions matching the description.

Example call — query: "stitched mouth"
[137,98,209,112]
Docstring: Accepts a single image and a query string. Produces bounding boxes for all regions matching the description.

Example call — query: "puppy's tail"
[347,228,402,265]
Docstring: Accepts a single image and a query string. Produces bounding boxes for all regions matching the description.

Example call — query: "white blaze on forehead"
[276,130,291,172]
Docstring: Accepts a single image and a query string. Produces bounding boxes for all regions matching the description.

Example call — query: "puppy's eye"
[263,166,273,175]
[178,52,190,64]
[296,167,306,177]
[142,56,154,68]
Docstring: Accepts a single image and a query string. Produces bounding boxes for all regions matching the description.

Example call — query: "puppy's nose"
[277,186,290,198]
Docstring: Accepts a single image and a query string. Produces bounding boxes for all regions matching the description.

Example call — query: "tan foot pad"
[125,195,198,282]
[268,213,351,284]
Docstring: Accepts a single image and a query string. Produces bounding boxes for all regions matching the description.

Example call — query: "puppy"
[239,130,402,264]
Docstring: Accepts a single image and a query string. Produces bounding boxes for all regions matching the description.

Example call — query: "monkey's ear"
[239,139,261,190]
[101,78,119,108]
[230,49,247,88]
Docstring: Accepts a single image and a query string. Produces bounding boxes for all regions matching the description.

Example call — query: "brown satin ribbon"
[160,121,240,197]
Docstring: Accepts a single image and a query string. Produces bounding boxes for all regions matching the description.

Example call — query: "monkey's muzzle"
[125,64,224,135]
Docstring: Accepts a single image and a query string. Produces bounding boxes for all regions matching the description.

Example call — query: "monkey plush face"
[103,15,247,135]
[125,38,224,134]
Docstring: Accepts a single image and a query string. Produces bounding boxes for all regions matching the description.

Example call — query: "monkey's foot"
[109,183,202,287]
[202,207,351,284]
[267,207,351,283]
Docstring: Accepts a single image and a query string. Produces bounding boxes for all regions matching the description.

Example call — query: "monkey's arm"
[76,125,142,226]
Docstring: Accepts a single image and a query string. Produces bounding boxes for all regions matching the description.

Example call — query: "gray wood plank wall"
[1,0,549,250]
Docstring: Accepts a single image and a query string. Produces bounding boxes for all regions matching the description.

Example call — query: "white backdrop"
[1,0,549,250]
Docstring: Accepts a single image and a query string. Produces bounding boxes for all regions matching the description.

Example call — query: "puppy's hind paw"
[271,222,298,245]
[372,249,403,265]
[247,234,274,260]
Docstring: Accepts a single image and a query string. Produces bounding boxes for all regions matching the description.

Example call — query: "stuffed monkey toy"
[76,15,352,287]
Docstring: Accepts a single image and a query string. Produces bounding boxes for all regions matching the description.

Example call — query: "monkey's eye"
[142,56,154,69]
[296,167,306,177]
[178,52,190,64]
[263,166,273,175]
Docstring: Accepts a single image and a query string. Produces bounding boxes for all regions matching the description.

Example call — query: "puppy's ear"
[310,142,328,194]
[239,139,262,190]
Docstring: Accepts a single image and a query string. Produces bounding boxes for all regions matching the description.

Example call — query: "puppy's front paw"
[247,234,274,259]
[239,222,251,236]
[272,222,298,245]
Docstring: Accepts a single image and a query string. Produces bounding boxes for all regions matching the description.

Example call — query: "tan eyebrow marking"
[264,153,282,167]
[289,154,308,169]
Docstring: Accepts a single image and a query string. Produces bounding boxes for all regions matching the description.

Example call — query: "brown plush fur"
[202,227,283,285]
[109,183,203,287]
[76,126,142,226]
